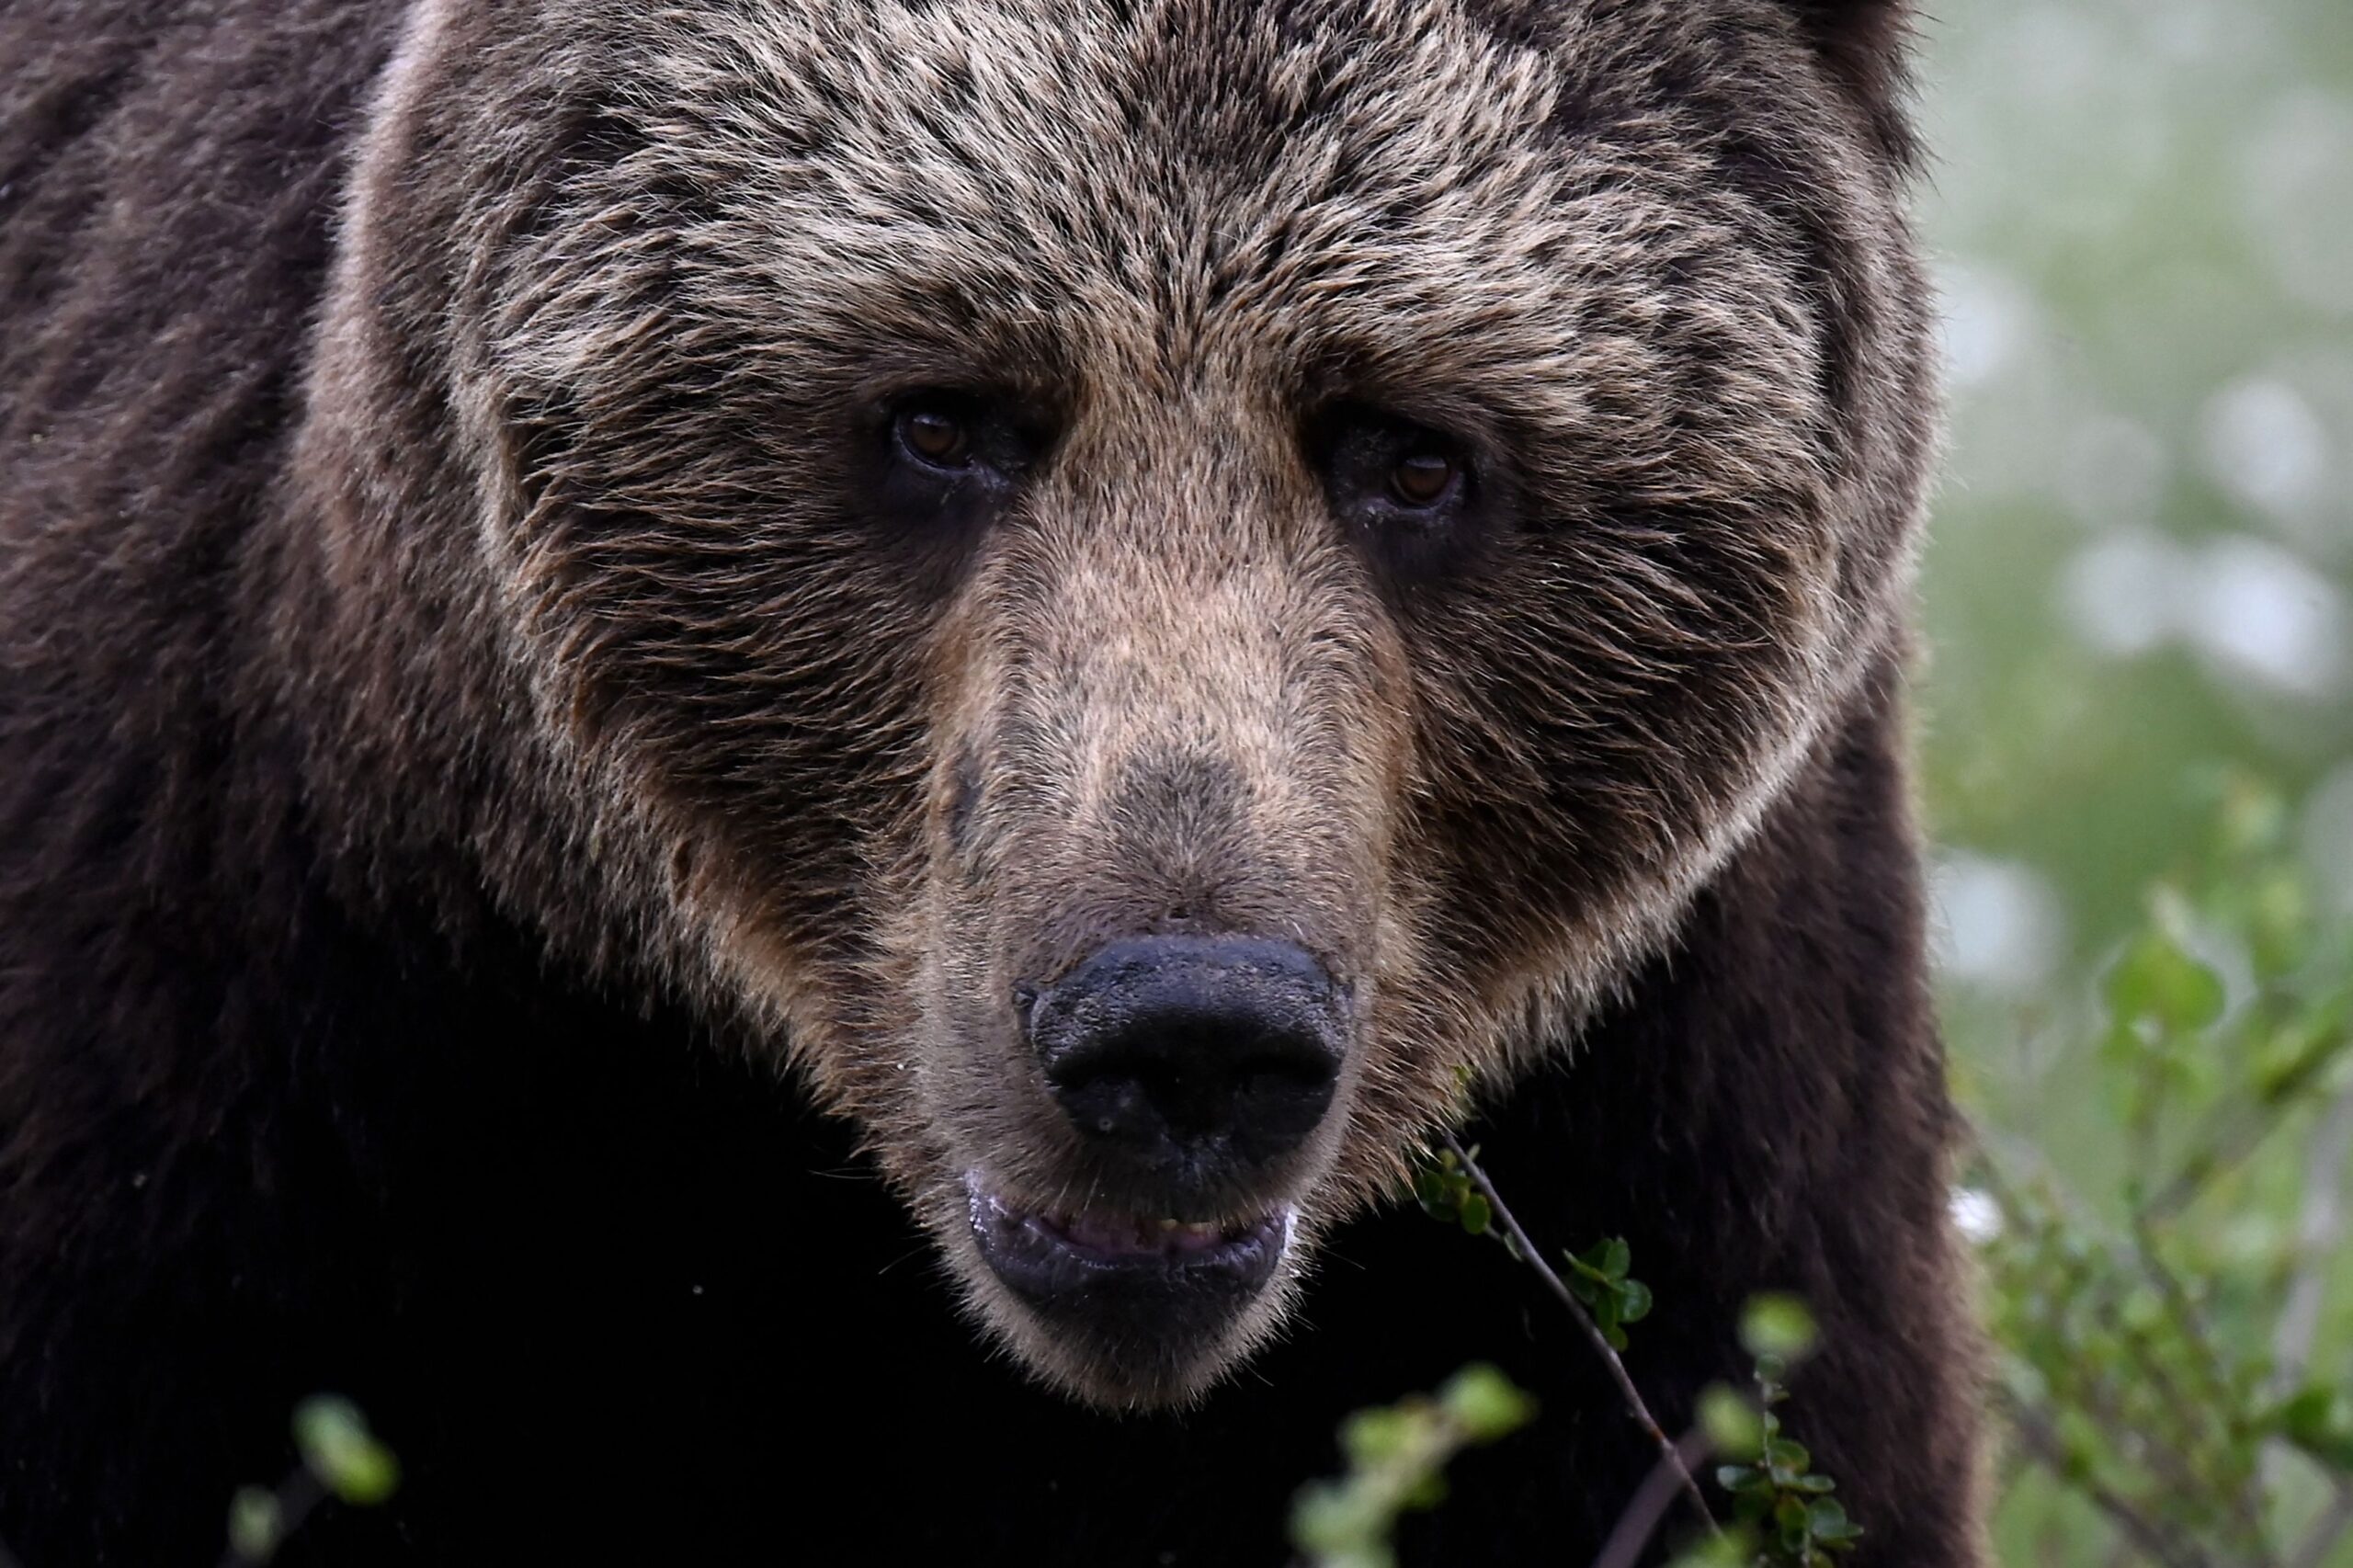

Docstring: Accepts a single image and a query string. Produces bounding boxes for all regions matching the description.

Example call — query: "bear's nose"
[1028,935,1344,1182]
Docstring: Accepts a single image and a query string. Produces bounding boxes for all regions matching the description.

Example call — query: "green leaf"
[1741,1295,1819,1362]
[2274,1384,2342,1446]
[2284,1412,2353,1471]
[1765,1436,1812,1485]
[1295,1367,1538,1568]
[1440,1364,1536,1443]
[1289,1484,1365,1554]
[1342,1406,1419,1466]
[1325,1551,1391,1568]
[291,1395,401,1507]
[1668,1530,1755,1568]
[1616,1278,1653,1324]
[226,1486,284,1564]
[1810,1497,1860,1542]
[1458,1193,1492,1236]
[1699,1384,1765,1460]
[2104,927,2226,1034]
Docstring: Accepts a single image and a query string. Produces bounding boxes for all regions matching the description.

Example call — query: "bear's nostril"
[1026,935,1344,1179]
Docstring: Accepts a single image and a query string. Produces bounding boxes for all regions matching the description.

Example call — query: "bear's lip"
[962,1173,1290,1305]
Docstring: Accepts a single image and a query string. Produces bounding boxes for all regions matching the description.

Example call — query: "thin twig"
[2129,1209,2277,1558]
[1439,1133,1723,1543]
[2083,1295,2265,1558]
[1977,1122,2277,1560]
[2273,1084,2353,1392]
[2266,1084,2353,1517]
[1999,1395,2214,1568]
[1590,1427,1716,1568]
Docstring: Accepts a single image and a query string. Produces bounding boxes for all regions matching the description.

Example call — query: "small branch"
[2081,1294,2262,1554]
[1440,1133,1723,1543]
[1981,1120,2277,1560]
[2273,1084,2353,1392]
[2265,1083,2353,1514]
[2128,1209,2278,1557]
[1591,1427,1716,1568]
[2000,1395,2215,1568]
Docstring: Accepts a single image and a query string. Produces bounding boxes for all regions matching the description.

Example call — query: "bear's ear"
[1778,0,1920,163]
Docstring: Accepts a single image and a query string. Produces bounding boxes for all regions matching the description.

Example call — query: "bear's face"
[347,0,1928,1405]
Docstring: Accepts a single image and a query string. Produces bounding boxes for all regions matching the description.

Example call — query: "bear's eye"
[1389,449,1456,507]
[894,401,973,470]
[880,389,1051,486]
[868,389,1056,590]
[1310,403,1482,579]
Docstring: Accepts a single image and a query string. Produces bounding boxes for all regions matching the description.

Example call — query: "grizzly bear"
[0,0,1983,1562]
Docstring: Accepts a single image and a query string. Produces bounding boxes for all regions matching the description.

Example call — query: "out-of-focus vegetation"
[1290,1363,1537,1568]
[1964,790,2353,1566]
[1292,6,2353,1564]
[222,1396,399,1566]
[1915,0,2353,1562]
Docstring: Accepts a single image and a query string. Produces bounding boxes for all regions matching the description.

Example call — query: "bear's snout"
[1028,934,1345,1200]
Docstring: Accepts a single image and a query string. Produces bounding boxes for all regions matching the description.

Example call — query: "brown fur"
[290,0,1938,1396]
[0,0,1980,1561]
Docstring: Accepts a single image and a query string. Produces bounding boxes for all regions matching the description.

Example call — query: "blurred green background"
[1914,0,2352,1562]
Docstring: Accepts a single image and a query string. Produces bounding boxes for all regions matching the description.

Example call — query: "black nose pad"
[1027,935,1345,1176]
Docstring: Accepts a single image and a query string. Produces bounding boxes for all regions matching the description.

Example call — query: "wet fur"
[0,0,1982,1562]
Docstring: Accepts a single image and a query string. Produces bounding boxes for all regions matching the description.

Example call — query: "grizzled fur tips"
[2,1,1984,1563]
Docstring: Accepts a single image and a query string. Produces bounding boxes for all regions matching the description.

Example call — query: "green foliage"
[1410,1146,1656,1352]
[291,1396,401,1507]
[1563,1238,1654,1353]
[1915,0,2353,1554]
[1401,1146,1864,1568]
[1290,1365,1536,1568]
[1704,1320,1861,1568]
[225,1487,286,1564]
[2272,1385,2353,1473]
[1410,1144,1491,1239]
[1661,1295,1863,1568]
[1737,1296,1818,1365]
[1970,782,2353,1566]
[1390,783,2352,1568]
[224,1395,401,1565]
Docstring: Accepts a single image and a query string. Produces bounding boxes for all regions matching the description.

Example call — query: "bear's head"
[303,0,1932,1406]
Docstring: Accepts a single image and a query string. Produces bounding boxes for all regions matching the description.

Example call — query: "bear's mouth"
[963,1174,1290,1306]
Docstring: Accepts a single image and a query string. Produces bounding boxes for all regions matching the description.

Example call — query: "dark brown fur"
[1,1,1982,1562]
